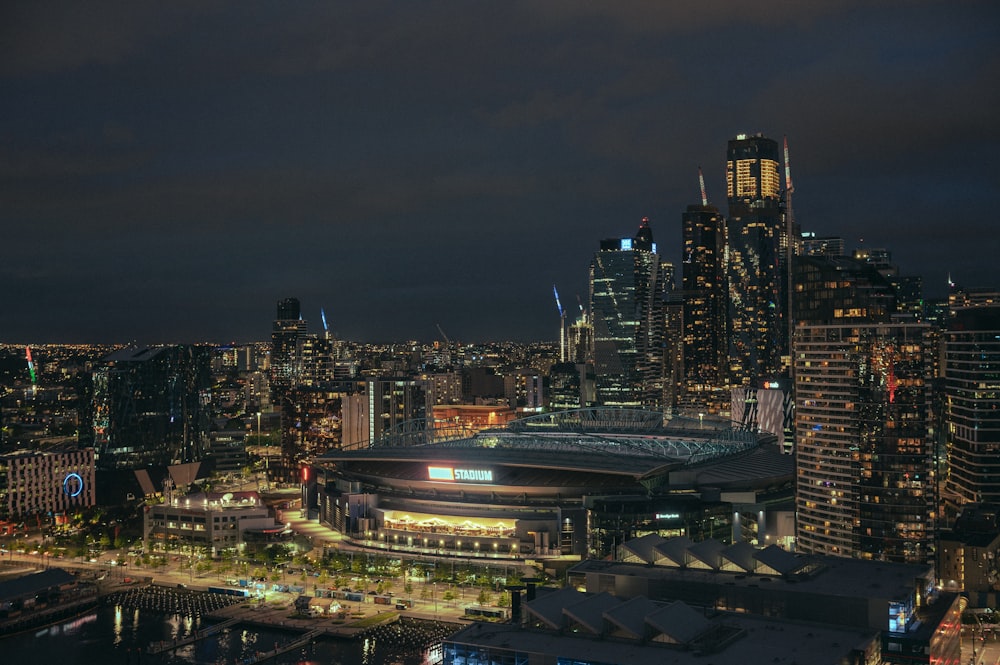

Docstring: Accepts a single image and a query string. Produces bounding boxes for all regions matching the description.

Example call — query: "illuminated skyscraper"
[589,218,671,409]
[271,297,306,395]
[943,306,1000,507]
[681,202,728,412]
[725,133,787,386]
[795,323,934,564]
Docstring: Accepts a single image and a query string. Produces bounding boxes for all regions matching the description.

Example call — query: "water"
[2,605,440,665]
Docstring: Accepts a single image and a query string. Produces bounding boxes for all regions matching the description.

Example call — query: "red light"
[302,467,309,482]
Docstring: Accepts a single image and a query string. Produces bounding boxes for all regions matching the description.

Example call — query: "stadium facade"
[302,408,793,559]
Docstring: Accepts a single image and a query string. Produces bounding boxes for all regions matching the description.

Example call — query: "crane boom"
[698,166,708,206]
[783,135,794,194]
[552,285,564,318]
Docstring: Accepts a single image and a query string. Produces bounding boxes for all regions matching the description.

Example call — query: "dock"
[232,628,324,664]
[146,616,241,654]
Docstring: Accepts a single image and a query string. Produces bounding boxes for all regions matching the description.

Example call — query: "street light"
[257,411,268,487]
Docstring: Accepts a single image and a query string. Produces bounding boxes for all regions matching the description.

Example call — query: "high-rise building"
[681,202,728,412]
[341,378,432,449]
[943,306,1000,507]
[793,255,898,326]
[589,218,671,409]
[725,133,787,387]
[801,232,845,257]
[92,345,212,470]
[271,297,306,395]
[852,248,923,321]
[795,323,934,564]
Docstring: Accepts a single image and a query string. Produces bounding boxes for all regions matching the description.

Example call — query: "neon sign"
[63,472,84,498]
[427,466,493,482]
[655,512,680,520]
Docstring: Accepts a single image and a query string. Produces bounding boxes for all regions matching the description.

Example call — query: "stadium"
[302,408,793,560]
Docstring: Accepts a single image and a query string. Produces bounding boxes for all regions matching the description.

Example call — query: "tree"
[477,589,491,606]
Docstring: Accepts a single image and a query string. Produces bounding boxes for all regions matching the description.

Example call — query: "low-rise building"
[0,447,95,522]
[142,491,285,557]
[444,587,884,665]
[938,504,1000,607]
[566,535,961,665]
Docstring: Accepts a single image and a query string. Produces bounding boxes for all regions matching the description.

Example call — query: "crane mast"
[553,285,567,362]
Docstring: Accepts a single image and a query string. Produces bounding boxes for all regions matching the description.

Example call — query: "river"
[2,604,443,665]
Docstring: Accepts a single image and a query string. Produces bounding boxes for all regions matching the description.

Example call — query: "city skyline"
[3,2,998,344]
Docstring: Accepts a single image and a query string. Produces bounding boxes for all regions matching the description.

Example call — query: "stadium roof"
[326,408,762,472]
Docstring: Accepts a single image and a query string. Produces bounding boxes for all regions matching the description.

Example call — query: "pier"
[232,628,324,664]
[146,616,241,654]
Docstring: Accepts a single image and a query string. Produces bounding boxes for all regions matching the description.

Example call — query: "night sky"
[3,2,998,344]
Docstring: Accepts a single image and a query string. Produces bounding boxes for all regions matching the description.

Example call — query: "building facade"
[725,133,787,387]
[795,323,935,564]
[589,218,672,410]
[91,345,212,470]
[0,447,95,521]
[142,490,282,557]
[680,202,729,414]
[340,378,432,449]
[944,306,1000,506]
[271,297,306,396]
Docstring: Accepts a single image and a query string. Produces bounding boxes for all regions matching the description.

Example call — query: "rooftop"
[446,608,877,665]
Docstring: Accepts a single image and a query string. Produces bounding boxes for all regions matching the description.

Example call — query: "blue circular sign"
[63,472,84,498]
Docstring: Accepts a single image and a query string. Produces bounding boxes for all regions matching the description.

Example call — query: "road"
[964,631,1000,665]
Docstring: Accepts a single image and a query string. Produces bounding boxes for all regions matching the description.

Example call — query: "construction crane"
[698,166,709,207]
[436,324,451,346]
[783,136,794,220]
[553,285,566,362]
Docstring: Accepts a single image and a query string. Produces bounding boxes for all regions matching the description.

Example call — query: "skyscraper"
[271,297,306,396]
[589,218,671,409]
[795,323,934,564]
[92,345,212,470]
[725,133,787,387]
[681,201,728,413]
[943,306,1000,507]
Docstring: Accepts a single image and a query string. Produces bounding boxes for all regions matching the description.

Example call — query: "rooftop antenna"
[698,166,708,207]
